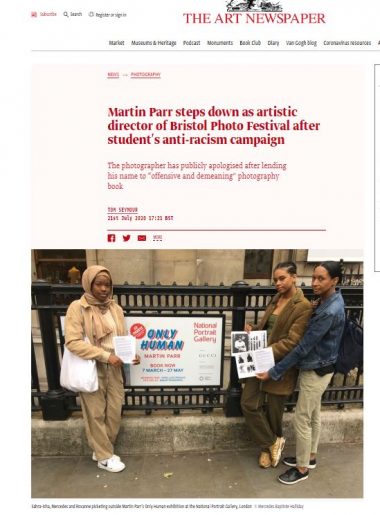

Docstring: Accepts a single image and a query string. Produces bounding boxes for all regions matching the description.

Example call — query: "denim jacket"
[269,289,345,381]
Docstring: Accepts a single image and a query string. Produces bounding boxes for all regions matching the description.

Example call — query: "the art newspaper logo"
[227,0,283,12]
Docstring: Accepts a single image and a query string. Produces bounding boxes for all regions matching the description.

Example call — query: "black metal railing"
[31,282,363,420]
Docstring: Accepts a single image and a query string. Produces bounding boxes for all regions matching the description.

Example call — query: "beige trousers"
[80,362,124,461]
[294,370,333,468]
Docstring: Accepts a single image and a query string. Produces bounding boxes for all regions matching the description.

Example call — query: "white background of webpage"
[3,1,379,512]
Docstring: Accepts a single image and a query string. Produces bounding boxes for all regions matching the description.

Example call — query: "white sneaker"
[92,452,120,462]
[98,455,125,473]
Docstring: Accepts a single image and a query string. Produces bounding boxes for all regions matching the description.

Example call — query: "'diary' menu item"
[231,330,274,379]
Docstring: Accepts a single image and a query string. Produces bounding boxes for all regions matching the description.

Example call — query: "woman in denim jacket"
[257,261,345,485]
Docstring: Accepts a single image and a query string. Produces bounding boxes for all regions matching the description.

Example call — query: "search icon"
[63,11,69,17]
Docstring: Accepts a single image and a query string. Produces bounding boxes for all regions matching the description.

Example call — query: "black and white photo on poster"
[231,330,267,354]
[235,347,275,379]
[231,331,249,354]
[248,330,267,351]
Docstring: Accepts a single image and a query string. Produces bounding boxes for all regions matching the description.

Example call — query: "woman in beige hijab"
[65,265,140,473]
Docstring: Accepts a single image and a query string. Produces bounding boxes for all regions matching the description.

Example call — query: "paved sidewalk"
[32,443,362,499]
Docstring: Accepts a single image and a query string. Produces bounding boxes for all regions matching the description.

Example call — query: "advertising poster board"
[125,314,225,387]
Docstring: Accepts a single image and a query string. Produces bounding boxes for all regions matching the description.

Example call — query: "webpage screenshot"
[21,0,380,512]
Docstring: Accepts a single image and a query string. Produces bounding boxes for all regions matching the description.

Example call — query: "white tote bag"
[60,347,98,393]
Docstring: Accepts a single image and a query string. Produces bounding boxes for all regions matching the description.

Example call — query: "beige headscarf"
[81,265,115,343]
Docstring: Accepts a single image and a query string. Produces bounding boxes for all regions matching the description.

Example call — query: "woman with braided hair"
[241,261,312,470]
